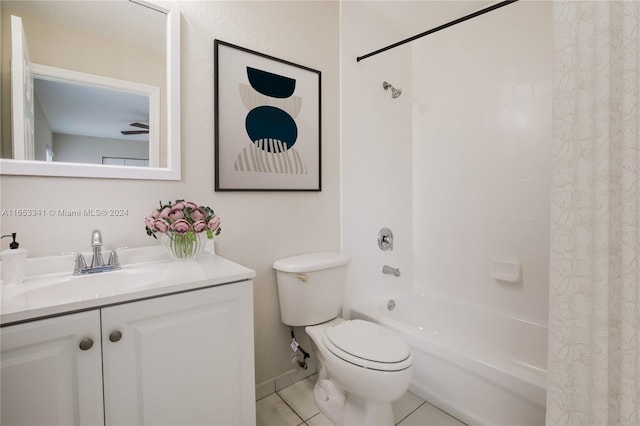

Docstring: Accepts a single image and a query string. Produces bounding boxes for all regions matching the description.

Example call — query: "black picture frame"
[214,40,322,191]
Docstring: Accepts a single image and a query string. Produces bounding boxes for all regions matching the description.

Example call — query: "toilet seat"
[322,320,412,372]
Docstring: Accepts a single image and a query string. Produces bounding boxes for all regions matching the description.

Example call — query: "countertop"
[1,246,255,326]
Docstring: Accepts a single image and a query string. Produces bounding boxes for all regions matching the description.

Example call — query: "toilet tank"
[273,252,351,326]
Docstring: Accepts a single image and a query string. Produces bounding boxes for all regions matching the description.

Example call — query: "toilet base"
[314,378,345,424]
[342,393,394,426]
[313,379,394,426]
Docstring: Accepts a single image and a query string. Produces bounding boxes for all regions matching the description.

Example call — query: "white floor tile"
[277,375,319,421]
[256,393,304,426]
[262,377,465,426]
[392,391,425,424]
[306,411,335,426]
[397,402,466,426]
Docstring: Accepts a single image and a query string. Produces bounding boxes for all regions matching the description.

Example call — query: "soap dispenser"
[1,233,27,285]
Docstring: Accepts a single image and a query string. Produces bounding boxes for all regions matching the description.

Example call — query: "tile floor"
[256,375,466,426]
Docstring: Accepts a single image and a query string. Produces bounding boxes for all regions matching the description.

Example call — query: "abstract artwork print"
[214,40,321,191]
[235,67,307,175]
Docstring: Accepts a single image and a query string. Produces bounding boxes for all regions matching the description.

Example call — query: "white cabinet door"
[10,15,35,161]
[0,310,104,426]
[102,281,255,425]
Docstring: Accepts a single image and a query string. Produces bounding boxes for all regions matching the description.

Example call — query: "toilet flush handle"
[296,274,309,282]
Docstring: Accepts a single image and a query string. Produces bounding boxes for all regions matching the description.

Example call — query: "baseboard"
[255,362,318,401]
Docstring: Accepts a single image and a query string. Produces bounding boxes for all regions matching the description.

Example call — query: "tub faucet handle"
[378,228,394,251]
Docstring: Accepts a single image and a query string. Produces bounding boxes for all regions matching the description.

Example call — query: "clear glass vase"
[161,231,205,261]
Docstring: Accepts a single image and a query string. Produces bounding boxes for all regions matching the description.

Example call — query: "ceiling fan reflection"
[121,122,149,135]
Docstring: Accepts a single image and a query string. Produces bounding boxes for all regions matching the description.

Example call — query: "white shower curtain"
[547,1,640,425]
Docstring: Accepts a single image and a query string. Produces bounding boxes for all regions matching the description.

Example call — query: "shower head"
[383,81,402,98]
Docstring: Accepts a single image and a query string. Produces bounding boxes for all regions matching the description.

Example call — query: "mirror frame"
[0,1,181,180]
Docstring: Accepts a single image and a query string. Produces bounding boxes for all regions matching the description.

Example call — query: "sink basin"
[18,266,167,305]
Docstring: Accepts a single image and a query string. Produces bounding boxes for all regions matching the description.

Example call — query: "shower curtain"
[547,1,640,425]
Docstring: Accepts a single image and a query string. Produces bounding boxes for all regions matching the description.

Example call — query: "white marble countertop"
[1,246,255,326]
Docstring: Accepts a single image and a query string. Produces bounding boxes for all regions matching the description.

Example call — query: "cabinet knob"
[79,338,94,351]
[109,330,122,343]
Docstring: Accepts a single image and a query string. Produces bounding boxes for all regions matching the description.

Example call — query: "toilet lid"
[325,320,410,364]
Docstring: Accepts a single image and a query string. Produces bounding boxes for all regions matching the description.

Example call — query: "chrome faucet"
[382,265,401,277]
[90,229,104,268]
[72,229,121,275]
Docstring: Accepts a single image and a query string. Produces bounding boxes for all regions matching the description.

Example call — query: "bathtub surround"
[0,0,340,395]
[547,2,640,425]
[412,0,552,326]
[341,1,552,424]
[342,0,551,322]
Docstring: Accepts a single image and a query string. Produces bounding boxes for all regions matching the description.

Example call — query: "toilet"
[273,252,413,426]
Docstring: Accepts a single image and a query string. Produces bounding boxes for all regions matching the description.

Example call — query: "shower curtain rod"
[356,0,519,62]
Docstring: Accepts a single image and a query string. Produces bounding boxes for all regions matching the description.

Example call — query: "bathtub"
[350,293,547,426]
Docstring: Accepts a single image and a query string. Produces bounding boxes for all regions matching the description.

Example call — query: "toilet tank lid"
[273,252,351,273]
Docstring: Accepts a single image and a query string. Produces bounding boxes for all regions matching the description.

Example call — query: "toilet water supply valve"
[290,330,310,370]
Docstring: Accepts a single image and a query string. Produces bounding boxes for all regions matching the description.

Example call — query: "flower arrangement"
[145,200,221,260]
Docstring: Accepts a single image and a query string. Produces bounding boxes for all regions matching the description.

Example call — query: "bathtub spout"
[382,265,401,277]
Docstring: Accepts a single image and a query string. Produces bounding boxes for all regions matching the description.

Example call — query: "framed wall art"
[214,40,321,191]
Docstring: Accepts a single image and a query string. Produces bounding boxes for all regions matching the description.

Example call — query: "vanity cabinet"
[1,280,255,426]
[0,310,104,425]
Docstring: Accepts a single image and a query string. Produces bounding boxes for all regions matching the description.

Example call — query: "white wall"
[52,133,148,165]
[412,1,552,323]
[341,2,414,316]
[0,1,340,389]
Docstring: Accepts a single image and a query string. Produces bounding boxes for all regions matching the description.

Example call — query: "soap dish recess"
[491,259,522,283]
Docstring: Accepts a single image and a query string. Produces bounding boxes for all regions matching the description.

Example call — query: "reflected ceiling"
[34,79,149,142]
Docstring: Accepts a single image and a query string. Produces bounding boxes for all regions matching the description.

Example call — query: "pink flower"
[171,219,191,234]
[158,207,171,219]
[190,208,206,222]
[168,207,184,220]
[208,216,221,232]
[154,218,170,233]
[193,220,207,233]
[145,200,222,240]
[145,217,156,231]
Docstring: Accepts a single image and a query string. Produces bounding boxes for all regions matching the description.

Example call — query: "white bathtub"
[350,293,547,426]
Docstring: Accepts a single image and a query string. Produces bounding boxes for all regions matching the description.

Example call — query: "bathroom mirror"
[0,0,181,180]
